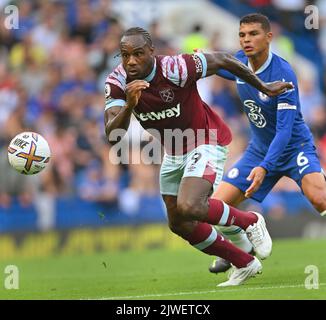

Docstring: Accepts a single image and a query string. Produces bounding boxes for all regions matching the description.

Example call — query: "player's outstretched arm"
[104,80,149,145]
[203,52,293,96]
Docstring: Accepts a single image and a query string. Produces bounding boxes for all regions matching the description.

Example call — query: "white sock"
[321,210,326,217]
[217,225,253,253]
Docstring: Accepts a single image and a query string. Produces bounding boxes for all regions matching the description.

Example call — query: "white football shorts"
[160,144,228,196]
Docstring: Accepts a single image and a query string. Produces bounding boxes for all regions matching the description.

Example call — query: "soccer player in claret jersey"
[208,13,326,275]
[104,27,293,286]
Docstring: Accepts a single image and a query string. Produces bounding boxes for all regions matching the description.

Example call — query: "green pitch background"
[0,238,325,300]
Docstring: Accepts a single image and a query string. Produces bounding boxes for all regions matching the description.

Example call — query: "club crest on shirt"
[258,91,270,102]
[159,88,174,103]
[227,168,239,179]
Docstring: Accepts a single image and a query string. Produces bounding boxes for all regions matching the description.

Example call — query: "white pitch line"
[96,283,326,300]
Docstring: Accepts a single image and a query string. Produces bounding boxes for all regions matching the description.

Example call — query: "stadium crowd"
[0,0,326,230]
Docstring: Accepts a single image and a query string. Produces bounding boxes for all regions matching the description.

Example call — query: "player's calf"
[302,172,326,216]
[209,226,254,274]
[167,211,256,270]
[308,193,326,214]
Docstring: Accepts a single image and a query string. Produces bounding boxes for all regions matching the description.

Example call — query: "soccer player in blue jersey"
[208,13,326,274]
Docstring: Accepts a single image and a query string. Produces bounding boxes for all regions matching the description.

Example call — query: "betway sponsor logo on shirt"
[133,103,181,122]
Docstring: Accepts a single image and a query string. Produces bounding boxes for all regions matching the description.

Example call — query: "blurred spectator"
[208,31,222,52]
[270,22,295,64]
[182,24,209,53]
[318,0,326,56]
[0,15,15,50]
[210,77,242,120]
[317,0,326,92]
[118,148,160,216]
[272,0,306,33]
[46,122,77,194]
[31,14,60,53]
[149,20,174,55]
[298,76,325,125]
[9,32,47,70]
[0,141,35,209]
[11,1,36,41]
[76,159,118,204]
[92,20,122,80]
[243,0,277,21]
[0,63,18,132]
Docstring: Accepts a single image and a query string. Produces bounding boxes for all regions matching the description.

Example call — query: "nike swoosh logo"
[299,165,310,174]
[236,78,245,84]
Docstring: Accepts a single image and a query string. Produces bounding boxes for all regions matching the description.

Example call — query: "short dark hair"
[240,13,271,32]
[122,27,153,47]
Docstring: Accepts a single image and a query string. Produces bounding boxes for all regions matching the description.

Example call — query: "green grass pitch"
[0,238,325,300]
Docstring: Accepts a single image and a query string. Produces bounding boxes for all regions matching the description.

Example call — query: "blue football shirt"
[217,50,315,172]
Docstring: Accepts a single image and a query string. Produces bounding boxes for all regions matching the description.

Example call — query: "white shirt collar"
[144,58,156,82]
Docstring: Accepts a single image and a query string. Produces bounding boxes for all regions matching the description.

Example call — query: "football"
[7,131,51,175]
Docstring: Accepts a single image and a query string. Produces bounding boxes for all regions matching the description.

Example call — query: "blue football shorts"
[223,143,323,202]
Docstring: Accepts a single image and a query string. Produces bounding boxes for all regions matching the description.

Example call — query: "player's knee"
[177,199,204,221]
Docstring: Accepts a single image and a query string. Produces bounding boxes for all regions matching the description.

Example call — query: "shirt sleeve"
[216,69,236,81]
[259,109,297,172]
[161,53,207,87]
[259,68,298,172]
[104,82,126,111]
[215,51,244,81]
[275,66,298,106]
